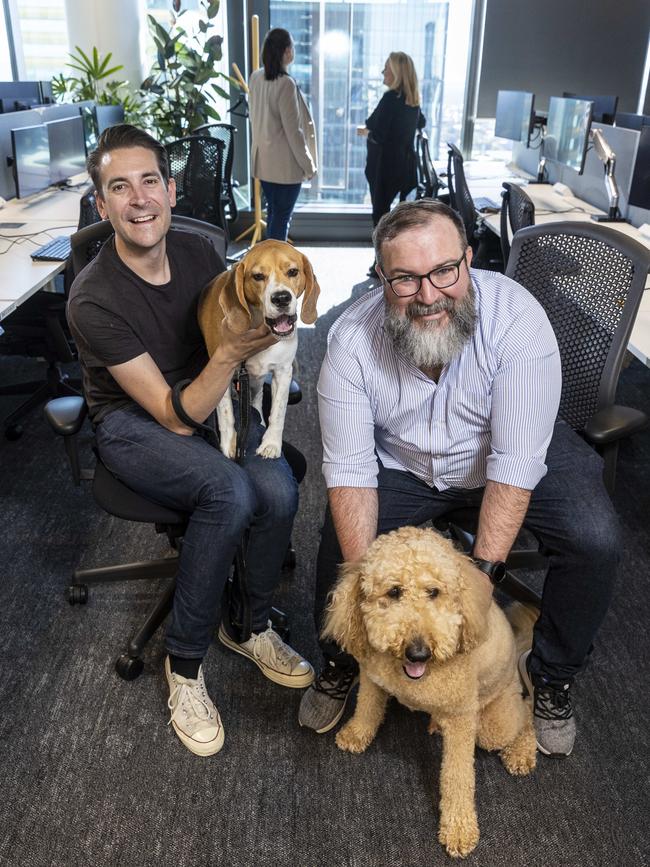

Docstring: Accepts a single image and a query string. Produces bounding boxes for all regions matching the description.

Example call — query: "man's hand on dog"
[217,320,278,368]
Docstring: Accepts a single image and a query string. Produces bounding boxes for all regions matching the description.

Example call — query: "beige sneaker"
[218,621,314,688]
[165,656,225,756]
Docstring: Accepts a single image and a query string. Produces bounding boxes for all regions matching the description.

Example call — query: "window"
[11,0,69,81]
[269,0,472,207]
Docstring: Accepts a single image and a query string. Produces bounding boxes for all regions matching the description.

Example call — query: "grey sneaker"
[165,656,225,757]
[218,621,314,688]
[519,650,576,757]
[298,660,359,733]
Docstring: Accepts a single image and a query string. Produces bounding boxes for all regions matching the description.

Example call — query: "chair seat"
[93,460,188,525]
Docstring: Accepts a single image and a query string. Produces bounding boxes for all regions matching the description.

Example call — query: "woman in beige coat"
[249,28,318,240]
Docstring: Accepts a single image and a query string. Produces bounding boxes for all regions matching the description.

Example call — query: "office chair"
[0,216,84,444]
[438,221,650,603]
[45,215,303,680]
[415,130,444,200]
[446,143,479,247]
[193,122,239,223]
[165,135,229,240]
[499,182,535,267]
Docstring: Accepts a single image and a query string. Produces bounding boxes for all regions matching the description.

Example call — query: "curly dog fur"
[323,525,536,859]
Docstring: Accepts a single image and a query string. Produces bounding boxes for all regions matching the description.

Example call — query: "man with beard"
[298,200,621,759]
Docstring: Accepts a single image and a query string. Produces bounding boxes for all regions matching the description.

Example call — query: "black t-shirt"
[365,90,425,192]
[67,229,223,424]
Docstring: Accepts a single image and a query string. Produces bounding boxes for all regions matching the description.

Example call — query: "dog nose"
[405,641,432,663]
[271,290,292,308]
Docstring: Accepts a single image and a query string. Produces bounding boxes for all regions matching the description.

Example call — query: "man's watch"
[472,557,508,585]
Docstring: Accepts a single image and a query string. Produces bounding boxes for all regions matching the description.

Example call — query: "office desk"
[0,187,83,321]
[478,181,650,367]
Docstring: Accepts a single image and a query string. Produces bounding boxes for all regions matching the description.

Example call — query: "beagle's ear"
[219,262,251,334]
[299,253,320,324]
[457,557,490,653]
[321,560,368,661]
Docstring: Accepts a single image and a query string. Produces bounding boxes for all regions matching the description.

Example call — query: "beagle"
[198,240,320,459]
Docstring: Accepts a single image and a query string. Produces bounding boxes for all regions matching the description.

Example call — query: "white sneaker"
[165,656,225,756]
[218,621,314,688]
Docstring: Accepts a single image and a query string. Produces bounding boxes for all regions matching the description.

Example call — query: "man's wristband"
[472,557,507,585]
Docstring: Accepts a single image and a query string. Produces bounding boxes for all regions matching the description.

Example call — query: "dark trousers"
[260,180,302,241]
[315,421,621,686]
[96,404,298,659]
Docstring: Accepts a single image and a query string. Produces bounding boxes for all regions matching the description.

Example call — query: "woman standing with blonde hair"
[358,51,425,240]
[248,28,318,240]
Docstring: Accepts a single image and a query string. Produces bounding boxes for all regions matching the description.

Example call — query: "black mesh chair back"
[499,182,535,267]
[70,214,227,278]
[193,122,238,222]
[165,135,228,237]
[415,131,442,199]
[506,222,649,435]
[446,143,477,246]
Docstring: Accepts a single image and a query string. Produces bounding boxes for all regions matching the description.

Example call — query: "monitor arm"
[590,129,626,222]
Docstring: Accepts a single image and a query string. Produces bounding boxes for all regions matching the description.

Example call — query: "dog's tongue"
[404,661,426,679]
[273,315,293,333]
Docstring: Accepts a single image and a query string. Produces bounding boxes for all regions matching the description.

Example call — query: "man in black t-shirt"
[68,125,314,757]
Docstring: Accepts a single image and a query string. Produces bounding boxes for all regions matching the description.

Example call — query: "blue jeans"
[95,404,299,658]
[315,421,621,686]
[261,180,302,241]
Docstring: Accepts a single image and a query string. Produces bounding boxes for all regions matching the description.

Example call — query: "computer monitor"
[95,104,125,134]
[563,92,618,125]
[544,96,593,174]
[78,104,99,153]
[494,90,536,145]
[47,115,86,185]
[615,111,650,131]
[10,123,50,198]
[628,126,650,210]
[0,81,43,113]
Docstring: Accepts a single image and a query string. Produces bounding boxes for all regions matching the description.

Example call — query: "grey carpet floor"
[0,289,649,867]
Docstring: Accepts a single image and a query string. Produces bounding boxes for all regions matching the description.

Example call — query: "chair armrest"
[583,405,648,446]
[44,396,88,486]
[44,396,87,436]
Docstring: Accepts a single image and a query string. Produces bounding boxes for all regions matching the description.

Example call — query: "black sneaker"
[519,650,576,757]
[298,660,359,733]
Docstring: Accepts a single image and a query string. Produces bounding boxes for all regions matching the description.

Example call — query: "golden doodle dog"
[323,526,537,859]
[198,240,319,459]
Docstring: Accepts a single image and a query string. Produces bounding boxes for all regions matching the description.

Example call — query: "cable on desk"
[0,224,76,255]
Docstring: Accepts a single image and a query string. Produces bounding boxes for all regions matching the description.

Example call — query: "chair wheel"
[270,606,290,642]
[115,654,144,681]
[67,584,88,605]
[4,424,23,441]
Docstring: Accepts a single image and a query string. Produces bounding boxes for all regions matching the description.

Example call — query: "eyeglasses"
[379,253,467,298]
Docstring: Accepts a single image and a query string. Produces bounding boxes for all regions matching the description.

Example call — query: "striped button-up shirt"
[318,269,561,492]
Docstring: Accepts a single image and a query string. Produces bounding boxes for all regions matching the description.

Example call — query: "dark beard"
[384,283,477,369]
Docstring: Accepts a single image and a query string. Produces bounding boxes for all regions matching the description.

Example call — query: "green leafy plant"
[140,0,235,141]
[51,46,147,125]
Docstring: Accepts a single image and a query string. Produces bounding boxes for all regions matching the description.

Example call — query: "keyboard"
[473,196,500,213]
[30,235,71,262]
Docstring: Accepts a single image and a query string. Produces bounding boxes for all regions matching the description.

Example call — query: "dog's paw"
[220,431,237,460]
[500,728,537,776]
[438,812,480,858]
[256,432,282,459]
[335,720,375,754]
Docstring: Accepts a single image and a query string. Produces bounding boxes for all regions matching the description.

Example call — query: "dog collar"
[472,558,507,585]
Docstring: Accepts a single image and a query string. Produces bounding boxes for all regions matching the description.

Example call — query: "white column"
[64,0,146,92]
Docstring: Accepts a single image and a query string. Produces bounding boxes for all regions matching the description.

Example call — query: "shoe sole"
[218,626,314,689]
[300,676,360,734]
[518,650,573,759]
[164,659,225,757]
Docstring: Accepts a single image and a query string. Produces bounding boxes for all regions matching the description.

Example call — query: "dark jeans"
[261,180,302,241]
[95,404,298,659]
[315,421,621,686]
